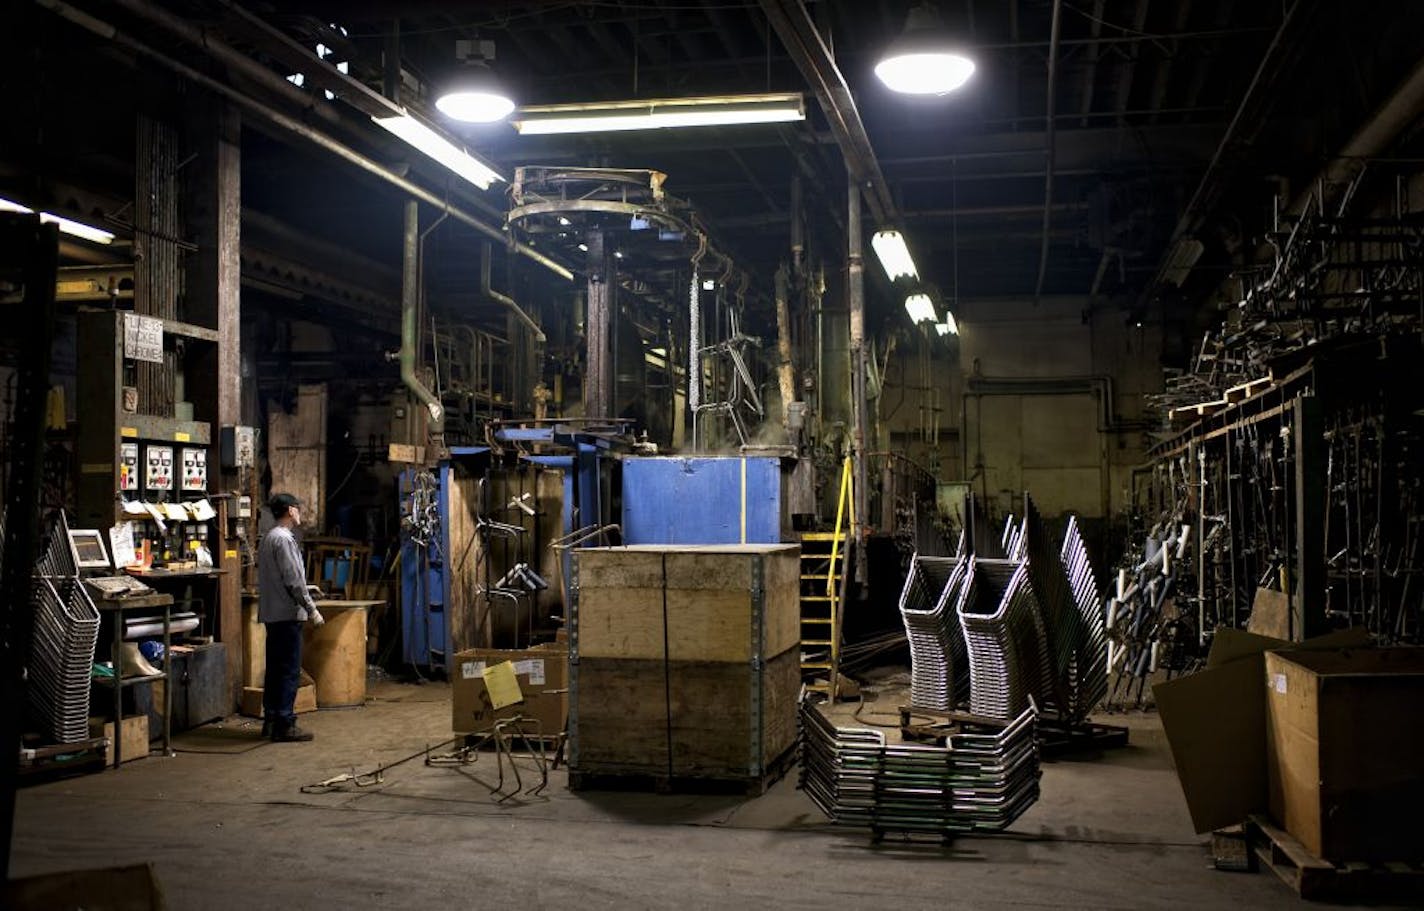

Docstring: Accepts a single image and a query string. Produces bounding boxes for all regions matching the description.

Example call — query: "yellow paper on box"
[482,661,524,710]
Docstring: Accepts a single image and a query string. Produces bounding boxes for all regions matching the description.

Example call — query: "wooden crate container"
[576,545,800,663]
[570,544,801,787]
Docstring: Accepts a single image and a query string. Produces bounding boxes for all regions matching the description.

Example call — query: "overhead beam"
[759,0,897,224]
[1034,0,1065,304]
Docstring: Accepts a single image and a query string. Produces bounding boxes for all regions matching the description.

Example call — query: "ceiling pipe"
[1141,0,1311,303]
[1291,48,1424,216]
[34,0,573,282]
[481,242,545,342]
[1033,0,1064,305]
[401,199,444,434]
[759,0,897,225]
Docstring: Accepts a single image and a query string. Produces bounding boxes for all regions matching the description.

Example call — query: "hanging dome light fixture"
[875,2,976,96]
[435,39,516,123]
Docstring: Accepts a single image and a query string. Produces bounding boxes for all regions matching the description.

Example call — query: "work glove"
[309,607,326,627]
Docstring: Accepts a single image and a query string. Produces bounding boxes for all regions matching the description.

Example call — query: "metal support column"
[0,215,58,877]
[848,185,869,582]
[186,100,244,707]
[584,229,613,419]
[1292,395,1325,640]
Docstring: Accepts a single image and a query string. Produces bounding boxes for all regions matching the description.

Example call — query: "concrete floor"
[10,676,1340,909]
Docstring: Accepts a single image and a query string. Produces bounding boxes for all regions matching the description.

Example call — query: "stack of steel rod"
[898,548,970,712]
[28,514,100,743]
[799,698,1040,836]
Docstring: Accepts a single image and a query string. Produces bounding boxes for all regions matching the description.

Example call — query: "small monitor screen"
[69,529,111,570]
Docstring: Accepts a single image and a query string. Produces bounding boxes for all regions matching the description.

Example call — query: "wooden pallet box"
[570,544,800,786]
[1265,648,1424,864]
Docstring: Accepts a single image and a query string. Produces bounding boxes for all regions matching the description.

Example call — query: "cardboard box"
[452,644,567,737]
[89,714,149,767]
[1265,647,1424,862]
[1154,627,1369,833]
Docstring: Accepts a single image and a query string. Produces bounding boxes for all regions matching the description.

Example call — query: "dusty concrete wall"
[878,296,1162,521]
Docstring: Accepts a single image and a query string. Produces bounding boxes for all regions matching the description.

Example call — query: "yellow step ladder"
[800,456,852,698]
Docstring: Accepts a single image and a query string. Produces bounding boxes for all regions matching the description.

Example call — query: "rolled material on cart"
[124,613,198,640]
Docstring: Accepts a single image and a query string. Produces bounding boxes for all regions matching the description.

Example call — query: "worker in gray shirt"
[258,492,324,741]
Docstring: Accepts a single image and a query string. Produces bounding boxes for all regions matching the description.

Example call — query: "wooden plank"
[446,470,485,651]
[266,383,326,532]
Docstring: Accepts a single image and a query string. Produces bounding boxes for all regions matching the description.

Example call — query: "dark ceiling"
[9,1,1424,324]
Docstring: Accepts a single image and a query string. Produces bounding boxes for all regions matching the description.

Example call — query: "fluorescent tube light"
[512,93,804,135]
[371,112,503,189]
[871,230,918,282]
[904,293,938,324]
[0,197,114,244]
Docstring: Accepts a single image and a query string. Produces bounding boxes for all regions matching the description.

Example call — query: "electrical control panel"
[220,424,256,470]
[181,446,207,492]
[145,444,173,491]
[118,442,139,492]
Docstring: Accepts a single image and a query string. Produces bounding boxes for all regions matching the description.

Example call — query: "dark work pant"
[263,620,303,730]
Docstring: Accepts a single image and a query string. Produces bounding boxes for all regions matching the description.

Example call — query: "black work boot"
[271,724,314,742]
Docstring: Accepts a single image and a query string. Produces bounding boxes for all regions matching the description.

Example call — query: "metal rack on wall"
[1128,334,1424,667]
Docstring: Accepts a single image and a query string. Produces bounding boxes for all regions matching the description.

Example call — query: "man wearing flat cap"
[257,492,324,742]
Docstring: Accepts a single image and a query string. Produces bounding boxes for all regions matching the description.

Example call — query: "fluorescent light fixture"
[904,293,938,324]
[0,197,114,244]
[876,3,976,96]
[935,312,959,336]
[871,230,918,282]
[371,111,503,189]
[512,92,804,135]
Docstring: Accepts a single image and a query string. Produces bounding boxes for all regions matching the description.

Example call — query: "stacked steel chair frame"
[800,697,1040,837]
[898,533,970,712]
[957,556,1054,720]
[1059,515,1109,719]
[28,512,101,743]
